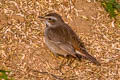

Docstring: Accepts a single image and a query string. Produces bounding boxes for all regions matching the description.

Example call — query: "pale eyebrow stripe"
[45,16,57,20]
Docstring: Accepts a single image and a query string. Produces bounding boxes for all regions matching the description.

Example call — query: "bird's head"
[38,13,64,27]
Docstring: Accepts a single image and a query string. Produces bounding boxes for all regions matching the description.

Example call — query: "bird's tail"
[76,50,101,66]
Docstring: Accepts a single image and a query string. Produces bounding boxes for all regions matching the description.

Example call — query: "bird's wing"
[63,24,101,65]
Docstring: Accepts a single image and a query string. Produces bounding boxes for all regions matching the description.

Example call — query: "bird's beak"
[38,16,45,20]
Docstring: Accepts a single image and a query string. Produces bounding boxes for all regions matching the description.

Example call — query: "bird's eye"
[48,18,52,21]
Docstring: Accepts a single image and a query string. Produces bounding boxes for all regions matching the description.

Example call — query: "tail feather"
[76,50,101,66]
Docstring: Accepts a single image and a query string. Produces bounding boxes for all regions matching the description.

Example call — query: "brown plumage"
[38,13,100,66]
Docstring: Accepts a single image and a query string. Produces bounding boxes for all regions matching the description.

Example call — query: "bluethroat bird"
[38,13,100,66]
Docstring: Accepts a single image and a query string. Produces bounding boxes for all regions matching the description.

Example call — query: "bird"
[38,13,101,66]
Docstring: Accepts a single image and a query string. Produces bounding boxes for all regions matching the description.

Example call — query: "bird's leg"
[54,54,73,71]
[66,55,75,67]
[58,55,75,67]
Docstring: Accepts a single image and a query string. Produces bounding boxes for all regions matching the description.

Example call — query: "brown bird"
[38,13,100,66]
